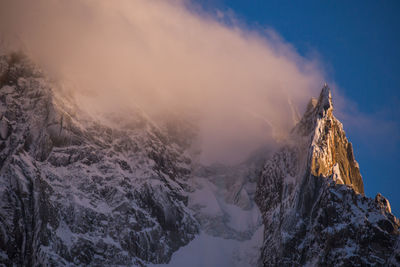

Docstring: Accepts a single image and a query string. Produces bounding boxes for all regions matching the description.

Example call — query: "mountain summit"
[293,85,364,194]
[256,86,399,266]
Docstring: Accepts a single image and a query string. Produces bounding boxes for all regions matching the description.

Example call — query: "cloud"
[0,0,327,164]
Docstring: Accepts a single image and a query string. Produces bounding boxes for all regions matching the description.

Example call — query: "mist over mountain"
[0,0,329,165]
[0,1,399,266]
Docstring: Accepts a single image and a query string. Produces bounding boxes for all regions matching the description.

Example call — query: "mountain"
[255,86,400,266]
[0,52,398,267]
[0,52,200,266]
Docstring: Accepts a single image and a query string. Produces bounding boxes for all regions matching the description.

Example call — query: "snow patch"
[149,226,264,267]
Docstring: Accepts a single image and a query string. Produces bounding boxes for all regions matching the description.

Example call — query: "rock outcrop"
[256,86,399,266]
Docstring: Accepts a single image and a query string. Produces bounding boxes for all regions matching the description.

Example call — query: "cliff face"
[293,87,364,194]
[0,53,199,266]
[255,86,399,266]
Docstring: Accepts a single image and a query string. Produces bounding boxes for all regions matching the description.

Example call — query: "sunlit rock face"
[294,86,364,194]
[0,53,199,266]
[255,86,400,266]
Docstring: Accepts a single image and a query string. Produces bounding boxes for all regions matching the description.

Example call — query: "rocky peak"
[293,84,332,137]
[317,84,333,115]
[255,85,399,266]
[375,193,392,214]
[294,85,364,194]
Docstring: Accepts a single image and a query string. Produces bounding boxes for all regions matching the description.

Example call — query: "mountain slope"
[255,86,400,266]
[0,52,268,267]
[0,53,199,266]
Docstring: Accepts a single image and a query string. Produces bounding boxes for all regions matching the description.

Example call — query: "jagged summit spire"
[256,83,398,267]
[310,84,364,195]
[293,85,333,136]
[291,84,364,194]
[316,83,333,117]
[321,83,331,99]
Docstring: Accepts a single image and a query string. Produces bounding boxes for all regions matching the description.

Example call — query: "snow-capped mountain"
[256,87,400,266]
[0,52,398,267]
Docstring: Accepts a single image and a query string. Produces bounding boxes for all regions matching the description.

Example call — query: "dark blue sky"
[197,0,400,215]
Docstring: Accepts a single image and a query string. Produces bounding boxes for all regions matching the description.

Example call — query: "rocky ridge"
[255,86,400,266]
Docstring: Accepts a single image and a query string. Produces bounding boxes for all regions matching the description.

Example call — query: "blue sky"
[197,0,400,214]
